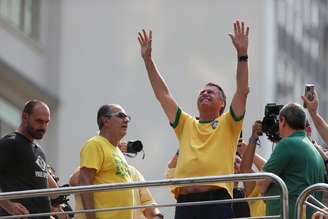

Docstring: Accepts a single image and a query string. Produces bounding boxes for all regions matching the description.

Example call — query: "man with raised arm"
[138,21,250,219]
[303,89,328,145]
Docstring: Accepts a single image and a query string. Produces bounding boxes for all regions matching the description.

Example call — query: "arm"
[0,200,29,216]
[138,30,178,123]
[303,90,328,145]
[240,121,261,196]
[257,179,272,194]
[167,152,178,169]
[143,207,163,219]
[69,167,80,186]
[229,21,250,117]
[253,153,266,171]
[79,167,97,219]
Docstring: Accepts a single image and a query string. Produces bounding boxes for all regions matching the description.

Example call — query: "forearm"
[257,179,272,195]
[79,169,96,219]
[240,141,256,196]
[81,192,96,219]
[253,153,266,171]
[310,111,328,145]
[236,55,249,95]
[240,142,256,173]
[144,58,171,101]
[231,57,249,116]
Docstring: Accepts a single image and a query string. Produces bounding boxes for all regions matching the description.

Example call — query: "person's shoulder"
[82,135,108,151]
[0,132,19,146]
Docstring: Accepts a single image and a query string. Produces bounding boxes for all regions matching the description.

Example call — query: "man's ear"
[22,112,29,123]
[102,116,110,127]
[280,116,287,128]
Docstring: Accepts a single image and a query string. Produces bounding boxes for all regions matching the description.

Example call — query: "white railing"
[295,183,328,219]
[0,172,288,219]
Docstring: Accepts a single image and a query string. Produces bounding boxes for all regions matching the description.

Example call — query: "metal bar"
[0,195,281,219]
[0,172,288,219]
[295,183,328,219]
[305,201,328,215]
[308,194,327,209]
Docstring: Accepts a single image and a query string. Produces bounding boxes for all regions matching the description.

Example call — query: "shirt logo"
[211,120,218,129]
[35,155,47,172]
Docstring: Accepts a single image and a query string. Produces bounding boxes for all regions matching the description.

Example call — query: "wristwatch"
[238,55,248,62]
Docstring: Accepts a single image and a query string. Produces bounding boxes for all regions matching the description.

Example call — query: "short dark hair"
[206,82,226,115]
[279,103,306,130]
[23,100,46,115]
[97,105,112,130]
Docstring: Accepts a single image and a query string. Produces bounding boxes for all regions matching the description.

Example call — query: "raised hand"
[302,89,319,115]
[229,21,249,56]
[138,29,152,60]
[251,120,262,139]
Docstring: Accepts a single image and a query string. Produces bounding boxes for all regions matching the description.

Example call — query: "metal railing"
[295,183,328,219]
[0,172,289,219]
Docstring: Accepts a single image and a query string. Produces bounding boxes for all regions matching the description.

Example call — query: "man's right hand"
[302,89,319,115]
[251,120,262,139]
[0,200,29,216]
[138,29,152,60]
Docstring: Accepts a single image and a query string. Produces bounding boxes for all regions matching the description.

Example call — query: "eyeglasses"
[105,112,131,122]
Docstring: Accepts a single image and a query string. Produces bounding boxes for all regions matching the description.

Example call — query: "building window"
[0,0,40,40]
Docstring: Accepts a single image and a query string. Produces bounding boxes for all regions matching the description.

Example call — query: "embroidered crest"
[211,120,218,129]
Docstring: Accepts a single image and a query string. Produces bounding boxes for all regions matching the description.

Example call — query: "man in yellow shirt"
[138,20,250,219]
[79,104,133,219]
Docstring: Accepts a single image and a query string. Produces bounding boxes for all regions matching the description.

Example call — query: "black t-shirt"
[0,132,51,218]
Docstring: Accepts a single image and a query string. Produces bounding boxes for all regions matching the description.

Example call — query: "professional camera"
[127,140,143,153]
[262,103,283,142]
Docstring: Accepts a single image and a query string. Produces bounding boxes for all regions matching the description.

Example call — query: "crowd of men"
[0,20,327,219]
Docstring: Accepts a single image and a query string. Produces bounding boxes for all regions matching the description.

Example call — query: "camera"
[303,84,315,108]
[262,103,283,142]
[127,140,143,153]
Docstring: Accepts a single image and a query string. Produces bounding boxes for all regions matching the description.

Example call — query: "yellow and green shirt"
[80,135,133,219]
[171,107,243,198]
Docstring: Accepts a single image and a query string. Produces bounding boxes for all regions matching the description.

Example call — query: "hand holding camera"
[302,84,319,115]
[251,120,263,139]
[118,140,144,158]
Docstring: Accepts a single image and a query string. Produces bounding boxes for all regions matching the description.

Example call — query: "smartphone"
[303,84,315,108]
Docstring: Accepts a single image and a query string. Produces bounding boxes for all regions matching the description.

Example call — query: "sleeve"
[263,140,290,176]
[170,108,192,139]
[222,106,244,136]
[80,140,104,173]
[0,138,14,173]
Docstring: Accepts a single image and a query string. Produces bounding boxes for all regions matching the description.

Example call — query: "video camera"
[262,103,283,142]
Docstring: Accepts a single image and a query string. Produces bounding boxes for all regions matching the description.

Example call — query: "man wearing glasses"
[79,104,133,219]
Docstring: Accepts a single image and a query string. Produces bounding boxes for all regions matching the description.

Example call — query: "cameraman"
[258,103,326,219]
